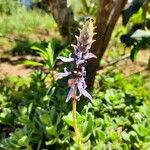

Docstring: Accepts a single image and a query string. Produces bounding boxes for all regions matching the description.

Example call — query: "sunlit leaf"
[23,60,43,66]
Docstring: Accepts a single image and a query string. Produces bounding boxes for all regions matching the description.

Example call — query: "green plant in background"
[0,1,56,36]
[1,69,150,149]
[0,0,19,15]
[130,29,150,61]
[121,0,150,62]
[23,42,55,69]
[0,0,58,57]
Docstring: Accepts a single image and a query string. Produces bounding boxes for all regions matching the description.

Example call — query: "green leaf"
[46,126,57,136]
[122,1,144,25]
[121,143,129,150]
[45,139,57,145]
[132,124,150,137]
[31,46,43,52]
[96,129,105,141]
[130,44,140,61]
[131,30,150,41]
[23,60,43,66]
[17,136,28,146]
[0,108,12,124]
[31,42,55,69]
[93,142,106,150]
[142,142,150,150]
[28,103,33,114]
[18,106,27,115]
[108,131,118,141]
[139,125,150,137]
[60,48,71,57]
[47,43,53,62]
[39,114,51,125]
[18,115,29,124]
[121,131,130,142]
[62,112,85,127]
[129,131,139,142]
[83,113,94,138]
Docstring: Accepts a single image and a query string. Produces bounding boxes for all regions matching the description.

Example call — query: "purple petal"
[85,43,92,50]
[77,77,92,100]
[77,78,88,93]
[71,44,79,55]
[54,67,71,80]
[80,77,87,88]
[66,87,75,102]
[81,89,92,100]
[83,52,97,60]
[77,83,92,100]
[57,56,74,62]
[81,67,86,76]
[76,51,82,59]
[76,59,85,65]
[63,67,71,76]
[75,35,79,41]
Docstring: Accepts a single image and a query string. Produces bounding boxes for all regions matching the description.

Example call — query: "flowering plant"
[55,17,97,102]
[55,17,97,149]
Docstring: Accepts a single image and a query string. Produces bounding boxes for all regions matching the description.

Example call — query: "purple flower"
[56,17,96,102]
[66,77,92,102]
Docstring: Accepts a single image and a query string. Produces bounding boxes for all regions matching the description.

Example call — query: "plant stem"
[37,140,42,150]
[72,99,77,135]
[72,98,83,150]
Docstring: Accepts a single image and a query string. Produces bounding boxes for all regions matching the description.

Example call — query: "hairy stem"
[72,99,83,150]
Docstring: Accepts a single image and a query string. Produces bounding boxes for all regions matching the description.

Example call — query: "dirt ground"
[0,28,58,78]
[0,55,42,78]
[117,50,150,76]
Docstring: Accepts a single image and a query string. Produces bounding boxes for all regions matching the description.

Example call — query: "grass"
[0,10,56,36]
[0,2,57,36]
[0,1,59,56]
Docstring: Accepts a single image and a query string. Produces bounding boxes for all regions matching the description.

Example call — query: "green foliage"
[130,29,150,61]
[0,0,19,15]
[68,0,97,19]
[0,71,150,149]
[23,42,55,69]
[121,1,150,62]
[0,0,58,57]
[122,0,145,25]
[0,1,56,36]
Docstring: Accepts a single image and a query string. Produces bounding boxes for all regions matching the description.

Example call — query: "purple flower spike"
[56,17,97,102]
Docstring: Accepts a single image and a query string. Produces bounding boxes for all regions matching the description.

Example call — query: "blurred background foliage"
[0,0,150,150]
